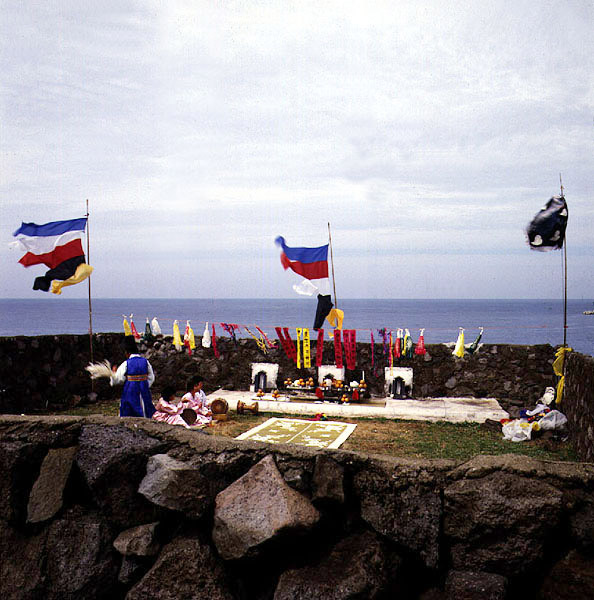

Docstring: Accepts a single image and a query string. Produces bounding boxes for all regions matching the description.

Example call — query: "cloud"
[1,0,593,299]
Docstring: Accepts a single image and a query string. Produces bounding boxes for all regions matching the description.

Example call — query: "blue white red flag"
[275,236,329,280]
[11,218,93,294]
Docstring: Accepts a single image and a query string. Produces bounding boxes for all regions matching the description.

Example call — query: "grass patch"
[43,403,578,462]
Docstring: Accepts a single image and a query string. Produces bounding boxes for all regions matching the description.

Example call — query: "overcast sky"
[1,0,593,299]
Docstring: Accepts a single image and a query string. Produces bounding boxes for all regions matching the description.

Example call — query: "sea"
[0,298,592,356]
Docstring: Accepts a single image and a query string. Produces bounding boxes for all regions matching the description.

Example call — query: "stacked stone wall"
[0,416,592,599]
[564,352,594,461]
[0,334,561,415]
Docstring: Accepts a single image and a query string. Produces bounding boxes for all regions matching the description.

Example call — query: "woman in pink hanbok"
[152,385,193,428]
[181,376,212,427]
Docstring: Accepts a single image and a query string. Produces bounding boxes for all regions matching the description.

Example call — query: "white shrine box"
[250,363,280,392]
[317,365,346,385]
[384,367,413,398]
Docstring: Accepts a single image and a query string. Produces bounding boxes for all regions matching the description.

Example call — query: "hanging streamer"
[202,322,211,348]
[378,328,388,367]
[394,329,402,359]
[552,346,572,405]
[296,328,302,368]
[221,323,239,345]
[275,327,297,363]
[172,320,182,351]
[256,326,277,349]
[453,328,465,358]
[390,331,394,376]
[122,315,132,336]
[334,329,343,368]
[129,314,141,340]
[151,317,162,336]
[316,329,325,367]
[144,318,154,342]
[414,329,426,355]
[403,328,413,358]
[245,326,267,353]
[184,321,195,355]
[342,329,357,369]
[302,328,311,368]
[212,323,220,358]
[370,331,376,374]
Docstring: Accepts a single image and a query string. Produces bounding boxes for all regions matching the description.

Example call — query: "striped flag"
[12,218,93,294]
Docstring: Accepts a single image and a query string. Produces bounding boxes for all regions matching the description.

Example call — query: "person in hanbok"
[181,376,212,426]
[111,336,156,418]
[152,385,189,427]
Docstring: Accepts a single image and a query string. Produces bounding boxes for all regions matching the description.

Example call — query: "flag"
[12,218,93,293]
[275,236,329,289]
[526,196,568,251]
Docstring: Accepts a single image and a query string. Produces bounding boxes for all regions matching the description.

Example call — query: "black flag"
[526,196,568,251]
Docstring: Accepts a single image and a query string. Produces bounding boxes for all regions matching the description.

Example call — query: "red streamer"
[342,329,357,369]
[275,327,297,363]
[334,330,343,369]
[316,329,325,367]
[212,323,219,358]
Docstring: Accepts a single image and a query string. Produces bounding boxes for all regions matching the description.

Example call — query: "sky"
[1,0,593,299]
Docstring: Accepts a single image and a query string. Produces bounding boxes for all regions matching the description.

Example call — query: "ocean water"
[0,298,592,356]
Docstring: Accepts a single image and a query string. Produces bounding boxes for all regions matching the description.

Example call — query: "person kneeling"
[181,376,212,427]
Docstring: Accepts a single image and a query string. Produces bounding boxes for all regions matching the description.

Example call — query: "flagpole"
[328,222,338,308]
[86,199,94,364]
[560,174,567,348]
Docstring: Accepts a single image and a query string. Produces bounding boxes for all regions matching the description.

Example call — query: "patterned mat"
[236,417,356,449]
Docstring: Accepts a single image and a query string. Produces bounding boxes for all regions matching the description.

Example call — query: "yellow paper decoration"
[123,316,132,336]
[172,320,182,351]
[296,328,302,369]
[302,328,311,368]
[453,328,465,358]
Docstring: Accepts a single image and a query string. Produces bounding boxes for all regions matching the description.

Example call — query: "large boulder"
[76,424,169,527]
[138,454,214,519]
[0,520,48,599]
[27,446,77,524]
[0,441,47,525]
[444,570,508,600]
[444,471,563,576]
[273,530,400,600]
[127,535,237,600]
[212,455,320,560]
[45,508,119,600]
[353,459,447,568]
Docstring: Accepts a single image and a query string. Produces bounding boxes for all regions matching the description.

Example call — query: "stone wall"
[564,352,594,462]
[0,334,560,415]
[0,416,592,599]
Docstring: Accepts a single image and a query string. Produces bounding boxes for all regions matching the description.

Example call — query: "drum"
[181,408,197,425]
[210,398,229,415]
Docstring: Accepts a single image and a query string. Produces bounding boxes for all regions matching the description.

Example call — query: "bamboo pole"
[328,222,338,308]
[86,199,94,364]
[560,174,567,348]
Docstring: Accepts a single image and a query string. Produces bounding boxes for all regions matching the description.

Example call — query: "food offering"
[271,389,281,399]
[256,388,265,397]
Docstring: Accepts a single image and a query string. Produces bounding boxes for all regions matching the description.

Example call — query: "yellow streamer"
[552,346,572,405]
[51,263,93,295]
[296,328,302,369]
[302,328,311,368]
[453,328,465,358]
[172,320,182,351]
[245,327,267,353]
[123,317,132,336]
[325,309,344,330]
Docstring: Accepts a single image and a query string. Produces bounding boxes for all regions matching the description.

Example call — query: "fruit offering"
[256,389,265,397]
[271,389,281,399]
[341,394,349,403]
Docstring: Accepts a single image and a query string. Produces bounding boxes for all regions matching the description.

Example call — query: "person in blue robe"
[111,336,156,417]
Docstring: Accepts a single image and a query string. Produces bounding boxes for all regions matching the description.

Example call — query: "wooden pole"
[560,174,567,348]
[328,222,338,308]
[86,199,94,364]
